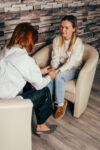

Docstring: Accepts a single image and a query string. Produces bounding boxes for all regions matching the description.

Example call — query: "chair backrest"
[33,43,99,69]
[83,43,99,65]
[33,44,52,68]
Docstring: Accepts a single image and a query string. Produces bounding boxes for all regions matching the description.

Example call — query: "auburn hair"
[59,15,78,52]
[7,22,38,54]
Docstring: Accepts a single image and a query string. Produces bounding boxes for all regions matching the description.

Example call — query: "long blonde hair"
[59,15,78,52]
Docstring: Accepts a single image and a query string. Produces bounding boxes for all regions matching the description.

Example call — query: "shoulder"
[6,45,27,56]
[73,37,84,49]
[72,37,84,54]
[7,45,35,66]
[75,37,84,46]
[53,34,60,44]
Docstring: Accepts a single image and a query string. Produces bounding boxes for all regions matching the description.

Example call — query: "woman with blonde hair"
[0,22,58,136]
[48,15,84,119]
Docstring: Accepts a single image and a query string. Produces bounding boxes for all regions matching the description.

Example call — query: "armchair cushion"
[65,80,76,103]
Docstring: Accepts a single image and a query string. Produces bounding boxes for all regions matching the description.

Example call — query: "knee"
[44,87,51,100]
[55,73,63,81]
[44,87,50,95]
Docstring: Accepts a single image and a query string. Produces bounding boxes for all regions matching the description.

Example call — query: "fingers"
[55,69,60,73]
[47,66,55,72]
[42,66,59,77]
[48,70,59,79]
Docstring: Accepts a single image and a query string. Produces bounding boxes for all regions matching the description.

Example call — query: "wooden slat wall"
[0,0,100,58]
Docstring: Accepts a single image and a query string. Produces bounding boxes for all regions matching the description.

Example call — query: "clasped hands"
[41,66,60,79]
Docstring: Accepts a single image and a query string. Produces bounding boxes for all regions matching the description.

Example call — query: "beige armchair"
[33,43,99,118]
[0,99,33,150]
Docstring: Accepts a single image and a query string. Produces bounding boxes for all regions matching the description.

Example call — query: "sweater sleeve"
[59,38,84,72]
[25,58,51,90]
[51,36,60,68]
[14,55,51,90]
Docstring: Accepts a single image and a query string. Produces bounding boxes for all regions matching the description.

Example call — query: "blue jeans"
[47,69,80,104]
[20,83,53,124]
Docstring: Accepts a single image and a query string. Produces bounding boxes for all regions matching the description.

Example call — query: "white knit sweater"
[51,35,84,72]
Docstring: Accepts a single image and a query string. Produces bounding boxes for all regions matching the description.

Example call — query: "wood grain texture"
[32,65,100,150]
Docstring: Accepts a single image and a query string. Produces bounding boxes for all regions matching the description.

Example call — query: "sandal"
[33,124,57,137]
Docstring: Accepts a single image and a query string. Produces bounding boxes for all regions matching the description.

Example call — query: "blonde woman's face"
[60,20,75,40]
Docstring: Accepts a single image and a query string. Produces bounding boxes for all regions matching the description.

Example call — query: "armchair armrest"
[82,45,99,72]
[74,45,99,118]
[0,99,33,108]
[0,99,33,150]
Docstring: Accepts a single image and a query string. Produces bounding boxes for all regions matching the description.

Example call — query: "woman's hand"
[41,66,55,76]
[54,69,60,74]
[48,70,58,79]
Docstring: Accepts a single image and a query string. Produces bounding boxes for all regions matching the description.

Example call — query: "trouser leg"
[35,87,53,124]
[20,87,53,124]
[47,79,54,97]
[55,69,80,104]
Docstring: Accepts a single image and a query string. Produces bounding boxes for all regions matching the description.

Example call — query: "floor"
[32,65,100,150]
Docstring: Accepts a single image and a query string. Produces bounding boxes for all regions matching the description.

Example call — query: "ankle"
[37,123,49,131]
[58,102,64,106]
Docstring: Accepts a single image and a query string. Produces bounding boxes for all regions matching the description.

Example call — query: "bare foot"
[34,123,57,135]
[36,123,50,133]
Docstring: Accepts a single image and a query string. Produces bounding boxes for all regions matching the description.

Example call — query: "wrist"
[57,69,60,73]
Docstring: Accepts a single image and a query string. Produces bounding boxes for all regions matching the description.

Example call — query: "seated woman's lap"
[47,69,80,97]
[55,69,80,82]
[20,82,51,109]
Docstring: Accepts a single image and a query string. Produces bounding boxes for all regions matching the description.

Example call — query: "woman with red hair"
[0,22,58,136]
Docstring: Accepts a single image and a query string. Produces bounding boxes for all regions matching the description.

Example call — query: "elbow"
[35,86,42,90]
[32,79,43,90]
